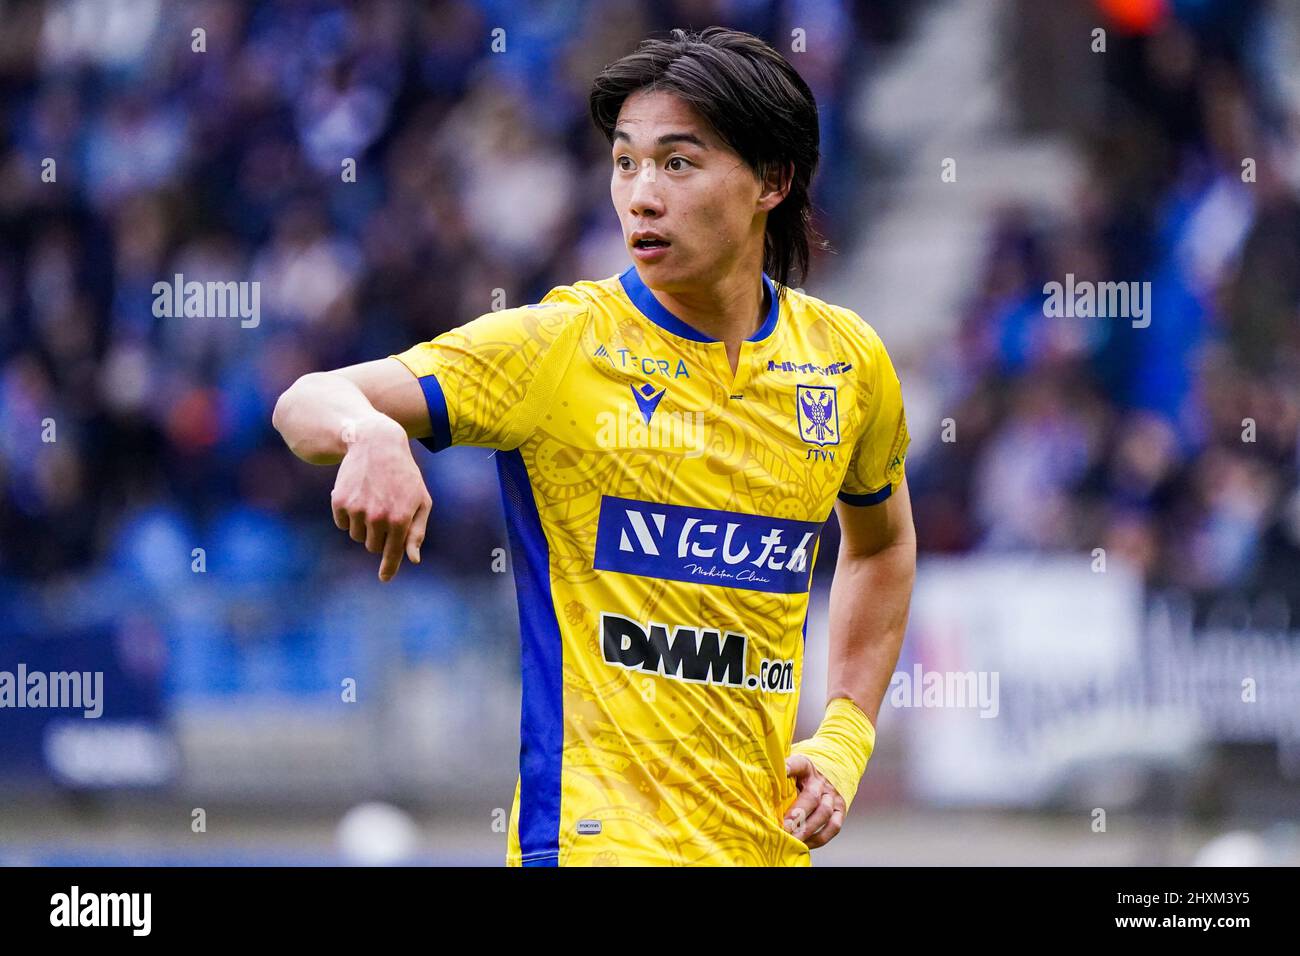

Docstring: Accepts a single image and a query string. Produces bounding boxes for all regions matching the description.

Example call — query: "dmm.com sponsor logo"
[601,612,795,693]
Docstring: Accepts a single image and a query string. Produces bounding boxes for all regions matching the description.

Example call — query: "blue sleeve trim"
[838,483,894,506]
[416,373,452,453]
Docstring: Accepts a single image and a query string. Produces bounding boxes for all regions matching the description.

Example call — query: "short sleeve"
[838,326,910,505]
[390,301,587,453]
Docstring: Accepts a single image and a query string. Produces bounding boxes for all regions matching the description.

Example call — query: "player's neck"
[654,263,768,372]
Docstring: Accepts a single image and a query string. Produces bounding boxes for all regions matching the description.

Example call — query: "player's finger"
[332,498,349,531]
[348,511,366,544]
[798,790,835,844]
[364,516,389,554]
[783,781,825,837]
[379,516,409,582]
[783,755,824,832]
[804,807,844,849]
[406,496,431,564]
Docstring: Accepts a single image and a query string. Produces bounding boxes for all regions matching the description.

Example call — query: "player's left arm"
[784,482,915,847]
[826,476,916,730]
[784,318,916,849]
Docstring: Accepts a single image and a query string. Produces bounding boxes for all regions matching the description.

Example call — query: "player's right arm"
[272,358,434,581]
[272,298,587,582]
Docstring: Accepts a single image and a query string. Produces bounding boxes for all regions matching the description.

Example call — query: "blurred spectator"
[912,0,1300,622]
[0,0,879,697]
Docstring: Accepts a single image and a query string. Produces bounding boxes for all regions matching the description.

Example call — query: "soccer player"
[273,27,915,866]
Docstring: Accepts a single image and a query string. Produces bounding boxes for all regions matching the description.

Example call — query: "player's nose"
[627,159,664,218]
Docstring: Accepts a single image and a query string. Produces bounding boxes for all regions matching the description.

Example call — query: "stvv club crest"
[796,384,839,446]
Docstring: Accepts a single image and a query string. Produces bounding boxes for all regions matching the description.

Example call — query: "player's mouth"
[631,232,672,262]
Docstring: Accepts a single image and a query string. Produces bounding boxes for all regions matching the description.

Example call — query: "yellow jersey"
[392,265,909,866]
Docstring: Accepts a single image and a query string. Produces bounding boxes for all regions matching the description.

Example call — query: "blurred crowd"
[2,0,1299,706]
[909,0,1300,622]
[0,0,884,696]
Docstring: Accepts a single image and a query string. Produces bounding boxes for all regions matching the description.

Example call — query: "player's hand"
[783,753,847,848]
[330,414,432,582]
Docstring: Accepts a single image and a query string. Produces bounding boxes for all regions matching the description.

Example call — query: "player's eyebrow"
[612,129,709,149]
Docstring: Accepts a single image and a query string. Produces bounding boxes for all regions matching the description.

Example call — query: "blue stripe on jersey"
[837,483,894,506]
[619,265,779,343]
[496,448,563,866]
[415,372,452,453]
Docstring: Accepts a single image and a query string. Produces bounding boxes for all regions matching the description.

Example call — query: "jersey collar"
[618,265,780,344]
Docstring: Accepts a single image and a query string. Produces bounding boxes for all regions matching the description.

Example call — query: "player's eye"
[615,155,636,171]
[666,156,691,171]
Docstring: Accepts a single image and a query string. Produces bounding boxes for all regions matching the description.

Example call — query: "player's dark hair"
[589,27,826,296]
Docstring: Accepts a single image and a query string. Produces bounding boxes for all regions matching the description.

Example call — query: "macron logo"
[630,382,667,424]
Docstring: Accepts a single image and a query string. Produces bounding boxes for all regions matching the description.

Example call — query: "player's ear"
[756,160,792,213]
